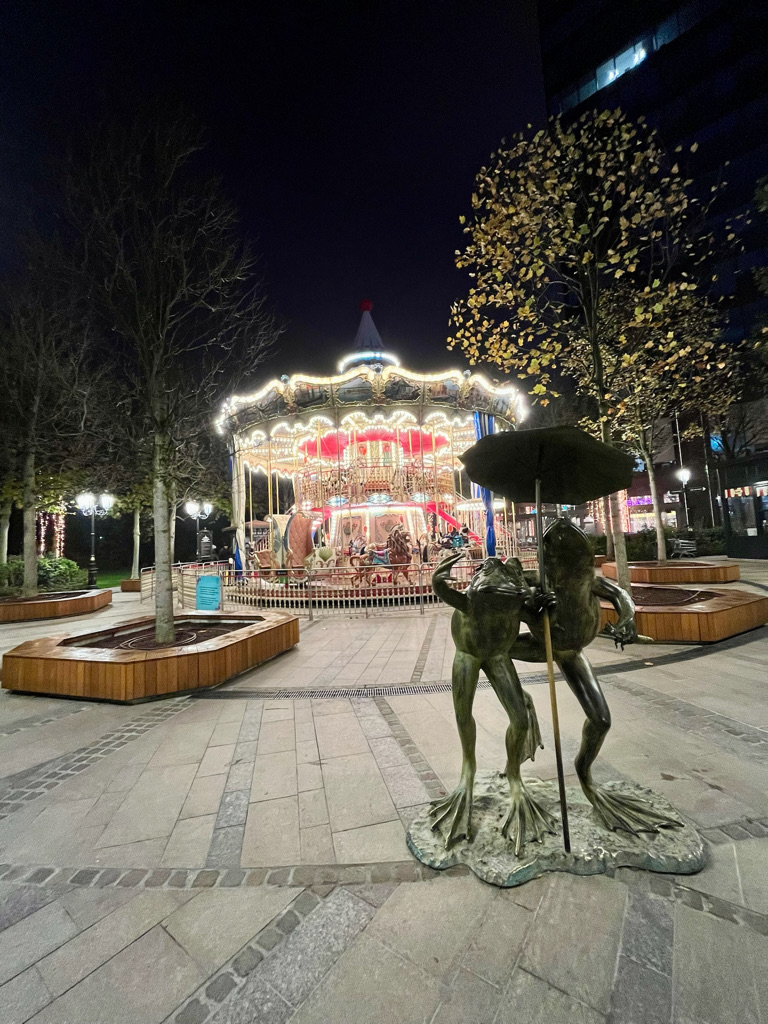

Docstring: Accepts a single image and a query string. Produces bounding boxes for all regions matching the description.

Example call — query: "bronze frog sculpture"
[510,518,681,835]
[430,553,557,853]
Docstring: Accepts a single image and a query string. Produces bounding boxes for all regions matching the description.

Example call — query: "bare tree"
[67,110,279,642]
[0,243,95,595]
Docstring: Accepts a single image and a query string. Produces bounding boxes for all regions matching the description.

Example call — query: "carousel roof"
[218,303,523,437]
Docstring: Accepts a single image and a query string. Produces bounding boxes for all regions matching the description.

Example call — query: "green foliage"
[583,526,724,560]
[1,556,87,594]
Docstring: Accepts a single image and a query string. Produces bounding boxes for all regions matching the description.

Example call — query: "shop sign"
[663,492,680,503]
[725,485,768,498]
[626,495,652,507]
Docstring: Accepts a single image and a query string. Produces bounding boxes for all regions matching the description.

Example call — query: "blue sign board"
[196,576,222,611]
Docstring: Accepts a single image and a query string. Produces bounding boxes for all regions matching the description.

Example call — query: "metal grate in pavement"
[190,674,551,699]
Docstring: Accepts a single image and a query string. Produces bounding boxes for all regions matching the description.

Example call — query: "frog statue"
[430,553,557,854]
[509,518,682,836]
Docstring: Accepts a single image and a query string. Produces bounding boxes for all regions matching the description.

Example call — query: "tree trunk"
[153,433,175,644]
[603,496,614,558]
[169,482,178,564]
[22,451,38,597]
[599,422,630,595]
[646,456,667,562]
[0,499,11,565]
[131,506,141,579]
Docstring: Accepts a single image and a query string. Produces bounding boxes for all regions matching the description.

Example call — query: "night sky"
[1,0,545,379]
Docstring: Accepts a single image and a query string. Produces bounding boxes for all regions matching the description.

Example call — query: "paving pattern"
[0,569,767,1023]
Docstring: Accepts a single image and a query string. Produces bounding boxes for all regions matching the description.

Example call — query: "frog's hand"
[431,553,469,614]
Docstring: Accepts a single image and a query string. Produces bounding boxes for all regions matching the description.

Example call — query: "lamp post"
[676,468,692,531]
[76,493,114,588]
[184,501,213,558]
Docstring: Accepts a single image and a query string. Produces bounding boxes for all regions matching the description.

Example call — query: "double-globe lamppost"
[76,492,114,588]
[184,501,213,559]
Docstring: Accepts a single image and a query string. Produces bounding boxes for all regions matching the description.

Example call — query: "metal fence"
[140,547,540,619]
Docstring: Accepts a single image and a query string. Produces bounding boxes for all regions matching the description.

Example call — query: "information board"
[196,575,222,611]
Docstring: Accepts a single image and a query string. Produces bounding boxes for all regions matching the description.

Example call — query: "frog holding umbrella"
[462,426,683,843]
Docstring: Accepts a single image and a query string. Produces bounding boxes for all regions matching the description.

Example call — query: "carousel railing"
[176,556,483,619]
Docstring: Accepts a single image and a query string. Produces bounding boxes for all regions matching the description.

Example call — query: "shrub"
[37,557,88,591]
[1,556,87,593]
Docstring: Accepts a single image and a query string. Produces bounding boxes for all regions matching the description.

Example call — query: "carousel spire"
[338,300,399,372]
[353,299,383,352]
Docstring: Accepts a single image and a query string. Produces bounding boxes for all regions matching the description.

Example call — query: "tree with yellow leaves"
[449,107,729,588]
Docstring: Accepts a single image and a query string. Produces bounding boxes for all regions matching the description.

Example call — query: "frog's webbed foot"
[429,781,474,848]
[588,785,684,835]
[502,783,558,857]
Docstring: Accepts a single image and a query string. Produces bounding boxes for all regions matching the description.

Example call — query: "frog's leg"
[558,650,682,834]
[429,651,479,847]
[484,654,557,856]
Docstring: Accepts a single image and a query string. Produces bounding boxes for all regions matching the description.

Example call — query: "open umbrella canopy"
[460,426,635,505]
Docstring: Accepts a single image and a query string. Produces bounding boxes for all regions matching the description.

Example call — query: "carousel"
[217,302,525,578]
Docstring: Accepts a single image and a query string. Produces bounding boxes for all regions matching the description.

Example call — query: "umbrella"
[461,426,635,853]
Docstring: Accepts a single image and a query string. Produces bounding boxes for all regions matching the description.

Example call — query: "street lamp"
[676,467,692,530]
[76,492,114,588]
[184,501,213,559]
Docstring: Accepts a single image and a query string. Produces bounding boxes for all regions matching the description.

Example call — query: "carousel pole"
[535,476,571,853]
[267,435,274,548]
[450,423,458,524]
[316,425,325,544]
[418,408,429,543]
[248,463,254,549]
[431,427,440,533]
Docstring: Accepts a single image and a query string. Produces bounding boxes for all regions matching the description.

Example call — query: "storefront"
[721,455,768,559]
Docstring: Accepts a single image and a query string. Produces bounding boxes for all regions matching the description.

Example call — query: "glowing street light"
[676,468,692,529]
[185,501,214,559]
[76,493,114,587]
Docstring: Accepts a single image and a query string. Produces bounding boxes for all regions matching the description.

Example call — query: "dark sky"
[1,0,545,378]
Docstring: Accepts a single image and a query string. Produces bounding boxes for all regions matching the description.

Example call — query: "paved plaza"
[0,564,767,1023]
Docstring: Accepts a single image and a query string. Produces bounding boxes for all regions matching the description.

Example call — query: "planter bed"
[602,560,740,585]
[600,584,768,644]
[0,588,112,624]
[1,610,299,702]
[120,578,141,592]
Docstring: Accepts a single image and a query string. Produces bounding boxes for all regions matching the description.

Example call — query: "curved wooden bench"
[0,589,112,624]
[2,610,299,702]
[602,561,740,585]
[600,586,768,643]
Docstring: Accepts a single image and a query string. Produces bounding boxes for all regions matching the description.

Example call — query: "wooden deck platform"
[600,586,768,644]
[0,589,112,624]
[602,561,741,585]
[1,611,299,702]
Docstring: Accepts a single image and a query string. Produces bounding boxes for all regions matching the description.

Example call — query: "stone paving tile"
[28,923,204,1024]
[673,904,764,1024]
[498,968,605,1024]
[180,775,227,821]
[287,932,441,1024]
[37,889,192,998]
[0,966,52,1024]
[332,820,406,863]
[0,882,72,932]
[250,752,297,802]
[620,892,674,977]
[608,954,671,1024]
[241,798,300,867]
[164,888,297,973]
[432,966,502,1024]
[253,888,376,1007]
[521,873,627,1015]
[0,899,78,985]
[365,874,495,978]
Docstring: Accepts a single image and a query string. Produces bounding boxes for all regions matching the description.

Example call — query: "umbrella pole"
[535,478,571,853]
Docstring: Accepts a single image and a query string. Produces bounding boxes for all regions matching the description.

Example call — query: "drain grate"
[191,673,551,699]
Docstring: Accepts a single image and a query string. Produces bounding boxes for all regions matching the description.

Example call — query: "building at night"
[538,0,768,554]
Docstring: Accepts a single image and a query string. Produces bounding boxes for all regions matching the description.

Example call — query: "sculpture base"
[406,770,706,888]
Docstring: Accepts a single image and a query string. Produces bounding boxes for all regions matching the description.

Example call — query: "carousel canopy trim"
[218,363,523,436]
